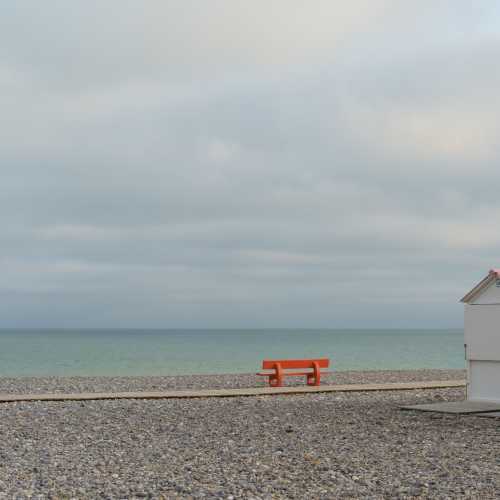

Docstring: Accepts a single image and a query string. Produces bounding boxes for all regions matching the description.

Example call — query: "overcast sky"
[2,1,500,328]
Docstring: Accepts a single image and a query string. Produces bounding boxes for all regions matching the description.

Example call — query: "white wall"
[468,361,500,402]
[464,305,500,360]
[464,276,500,401]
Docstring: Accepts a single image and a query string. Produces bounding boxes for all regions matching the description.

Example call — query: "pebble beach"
[0,369,498,499]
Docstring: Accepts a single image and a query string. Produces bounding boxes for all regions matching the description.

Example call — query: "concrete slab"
[0,379,466,403]
[401,400,500,414]
[473,411,500,418]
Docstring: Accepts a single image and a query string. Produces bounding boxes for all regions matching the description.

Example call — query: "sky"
[2,1,500,328]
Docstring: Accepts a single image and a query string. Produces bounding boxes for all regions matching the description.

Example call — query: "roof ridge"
[461,269,499,303]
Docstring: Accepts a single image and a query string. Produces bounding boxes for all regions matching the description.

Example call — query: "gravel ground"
[0,368,465,394]
[0,370,498,499]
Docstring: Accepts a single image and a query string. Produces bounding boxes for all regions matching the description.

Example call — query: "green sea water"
[0,329,464,377]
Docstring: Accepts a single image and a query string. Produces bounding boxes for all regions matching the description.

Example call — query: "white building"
[461,269,500,403]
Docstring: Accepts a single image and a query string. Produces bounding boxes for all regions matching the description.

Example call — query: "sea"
[0,329,465,377]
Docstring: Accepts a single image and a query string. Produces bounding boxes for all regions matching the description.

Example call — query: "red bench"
[257,358,330,387]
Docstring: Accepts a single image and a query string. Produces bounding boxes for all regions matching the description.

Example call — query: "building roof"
[461,269,500,303]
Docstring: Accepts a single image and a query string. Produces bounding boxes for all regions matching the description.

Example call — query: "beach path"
[0,379,466,403]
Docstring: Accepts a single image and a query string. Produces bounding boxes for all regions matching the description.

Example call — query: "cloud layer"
[2,1,500,327]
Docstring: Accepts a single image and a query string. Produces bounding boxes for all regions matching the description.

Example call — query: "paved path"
[0,380,466,403]
[401,400,500,414]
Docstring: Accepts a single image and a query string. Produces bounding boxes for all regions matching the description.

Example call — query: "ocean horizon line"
[0,326,463,332]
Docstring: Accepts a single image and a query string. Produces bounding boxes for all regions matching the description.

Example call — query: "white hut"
[461,269,500,403]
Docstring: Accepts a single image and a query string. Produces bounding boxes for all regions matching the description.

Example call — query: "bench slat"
[256,370,333,377]
[262,358,329,369]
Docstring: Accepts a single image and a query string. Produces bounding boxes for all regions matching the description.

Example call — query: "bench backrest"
[262,358,329,369]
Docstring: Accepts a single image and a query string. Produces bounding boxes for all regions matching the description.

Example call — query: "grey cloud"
[1,1,500,327]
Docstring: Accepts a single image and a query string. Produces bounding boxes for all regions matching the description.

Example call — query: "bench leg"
[269,363,283,387]
[307,361,321,386]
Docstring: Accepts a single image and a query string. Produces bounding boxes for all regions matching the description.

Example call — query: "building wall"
[464,290,500,401]
[468,361,500,402]
[464,304,500,360]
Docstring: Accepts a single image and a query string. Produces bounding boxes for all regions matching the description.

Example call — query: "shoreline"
[0,368,465,395]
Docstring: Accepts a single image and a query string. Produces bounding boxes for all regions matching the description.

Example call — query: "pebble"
[0,369,497,498]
